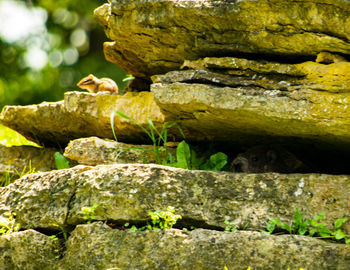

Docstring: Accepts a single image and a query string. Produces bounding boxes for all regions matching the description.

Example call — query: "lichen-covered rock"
[59,222,350,270]
[0,91,164,146]
[94,0,350,78]
[1,164,349,233]
[151,80,350,151]
[64,136,175,166]
[0,144,58,183]
[0,229,58,270]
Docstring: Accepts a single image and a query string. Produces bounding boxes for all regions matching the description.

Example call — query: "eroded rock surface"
[94,0,350,78]
[59,223,350,270]
[64,136,176,166]
[0,91,164,146]
[0,229,58,270]
[1,164,349,233]
[2,223,349,270]
[0,144,58,183]
[151,58,350,152]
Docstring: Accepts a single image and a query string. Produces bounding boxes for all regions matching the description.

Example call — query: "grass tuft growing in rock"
[110,110,227,171]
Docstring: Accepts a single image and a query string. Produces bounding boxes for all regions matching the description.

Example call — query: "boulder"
[59,223,350,270]
[94,0,350,78]
[0,229,58,270]
[1,164,349,233]
[0,91,165,146]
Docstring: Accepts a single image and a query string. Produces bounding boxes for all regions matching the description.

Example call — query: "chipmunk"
[77,74,119,93]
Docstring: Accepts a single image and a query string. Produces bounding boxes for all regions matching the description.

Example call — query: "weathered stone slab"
[58,223,350,270]
[94,0,350,78]
[1,164,349,233]
[0,144,58,183]
[64,136,175,166]
[151,81,350,150]
[0,91,164,146]
[0,230,58,270]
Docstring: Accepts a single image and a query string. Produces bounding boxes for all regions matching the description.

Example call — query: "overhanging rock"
[151,57,350,152]
[94,0,350,78]
[0,91,165,146]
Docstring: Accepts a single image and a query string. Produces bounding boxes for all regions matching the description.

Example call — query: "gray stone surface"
[64,136,176,166]
[1,164,349,233]
[59,223,350,270]
[0,230,58,270]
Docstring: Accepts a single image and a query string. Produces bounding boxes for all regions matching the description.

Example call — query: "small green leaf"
[313,212,326,221]
[280,222,292,234]
[266,218,280,234]
[332,229,346,240]
[317,227,332,237]
[334,218,348,229]
[175,140,191,169]
[200,152,227,171]
[54,152,70,169]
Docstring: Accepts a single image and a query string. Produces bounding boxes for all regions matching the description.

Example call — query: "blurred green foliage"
[0,0,127,109]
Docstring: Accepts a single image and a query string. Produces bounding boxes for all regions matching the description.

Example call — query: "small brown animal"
[230,145,308,173]
[77,74,119,93]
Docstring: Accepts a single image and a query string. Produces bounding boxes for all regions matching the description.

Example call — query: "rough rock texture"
[1,164,349,233]
[151,58,350,152]
[64,136,176,166]
[0,229,58,270]
[94,0,350,78]
[0,91,164,146]
[2,224,349,270]
[0,144,58,182]
[58,223,350,270]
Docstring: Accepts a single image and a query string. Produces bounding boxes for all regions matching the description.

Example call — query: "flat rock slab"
[1,164,349,233]
[64,136,176,166]
[95,0,350,78]
[2,224,349,269]
[151,81,350,150]
[60,223,350,270]
[0,91,164,146]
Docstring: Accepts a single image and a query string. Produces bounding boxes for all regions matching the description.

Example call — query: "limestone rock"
[0,229,58,270]
[0,91,165,146]
[0,144,58,184]
[59,223,350,270]
[1,164,349,233]
[151,77,350,151]
[64,136,176,166]
[94,0,350,78]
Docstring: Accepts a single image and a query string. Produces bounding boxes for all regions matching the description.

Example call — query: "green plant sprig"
[81,204,100,224]
[124,206,182,231]
[266,208,350,244]
[0,212,20,235]
[110,111,227,171]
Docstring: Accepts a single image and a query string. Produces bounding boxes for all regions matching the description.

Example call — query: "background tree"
[0,0,126,109]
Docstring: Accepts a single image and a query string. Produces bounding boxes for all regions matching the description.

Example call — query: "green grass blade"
[110,111,118,142]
